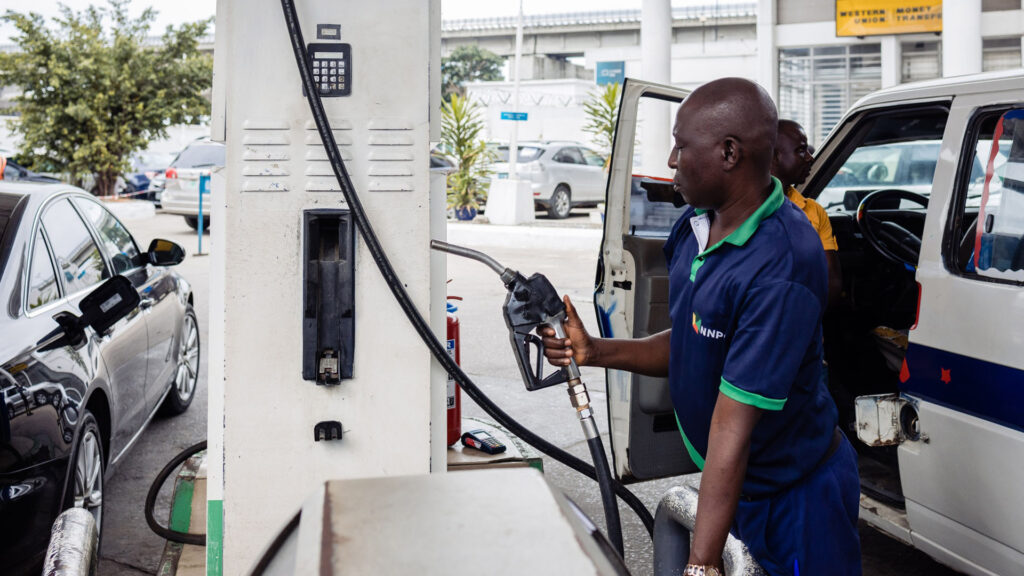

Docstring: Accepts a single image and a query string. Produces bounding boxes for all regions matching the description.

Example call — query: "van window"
[41,199,110,295]
[626,96,687,237]
[629,176,687,237]
[814,108,948,211]
[953,108,1024,281]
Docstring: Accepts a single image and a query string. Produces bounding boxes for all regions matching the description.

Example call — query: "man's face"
[667,104,722,209]
[772,124,813,187]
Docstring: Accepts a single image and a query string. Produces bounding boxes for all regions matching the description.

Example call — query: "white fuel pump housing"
[209,0,444,571]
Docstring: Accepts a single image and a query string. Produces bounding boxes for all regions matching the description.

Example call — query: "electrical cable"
[145,440,207,546]
[278,0,655,539]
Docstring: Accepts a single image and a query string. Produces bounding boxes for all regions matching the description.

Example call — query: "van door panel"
[900,92,1024,571]
[599,79,695,482]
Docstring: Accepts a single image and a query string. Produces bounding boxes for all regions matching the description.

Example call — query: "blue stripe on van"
[902,343,1024,433]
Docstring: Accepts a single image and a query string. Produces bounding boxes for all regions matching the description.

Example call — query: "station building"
[445,1,1024,148]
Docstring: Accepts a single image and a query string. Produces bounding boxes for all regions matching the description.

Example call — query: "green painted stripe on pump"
[207,499,224,576]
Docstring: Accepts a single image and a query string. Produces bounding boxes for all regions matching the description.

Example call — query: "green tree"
[582,82,621,156]
[440,93,492,215]
[0,1,212,196]
[441,45,503,102]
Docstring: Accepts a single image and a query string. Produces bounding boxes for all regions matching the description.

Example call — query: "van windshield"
[812,109,948,211]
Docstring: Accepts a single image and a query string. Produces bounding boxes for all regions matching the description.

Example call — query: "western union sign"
[836,0,942,37]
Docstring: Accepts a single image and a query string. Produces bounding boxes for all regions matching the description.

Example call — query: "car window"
[812,108,948,211]
[0,192,19,239]
[494,146,543,162]
[581,148,606,167]
[172,143,225,169]
[554,147,585,165]
[953,107,1024,281]
[3,161,20,182]
[73,198,141,274]
[27,229,60,310]
[430,154,454,169]
[41,199,110,295]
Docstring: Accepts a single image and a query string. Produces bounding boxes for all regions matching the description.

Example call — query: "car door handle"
[139,297,155,310]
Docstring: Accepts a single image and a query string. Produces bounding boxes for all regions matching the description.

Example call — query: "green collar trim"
[674,412,705,470]
[688,178,784,282]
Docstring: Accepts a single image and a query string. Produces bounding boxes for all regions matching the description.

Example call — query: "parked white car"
[489,141,607,219]
[159,139,225,230]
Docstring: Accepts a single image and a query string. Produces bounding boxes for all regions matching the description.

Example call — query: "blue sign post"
[500,111,528,121]
[198,173,210,255]
[596,61,625,86]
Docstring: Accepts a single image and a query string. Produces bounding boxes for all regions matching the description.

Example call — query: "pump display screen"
[307,42,351,97]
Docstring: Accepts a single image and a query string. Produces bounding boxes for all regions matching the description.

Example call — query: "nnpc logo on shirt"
[692,312,725,340]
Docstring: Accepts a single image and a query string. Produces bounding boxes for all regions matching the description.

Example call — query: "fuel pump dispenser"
[209,0,444,570]
[209,0,657,572]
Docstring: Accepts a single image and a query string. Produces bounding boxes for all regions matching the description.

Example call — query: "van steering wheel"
[855,189,929,268]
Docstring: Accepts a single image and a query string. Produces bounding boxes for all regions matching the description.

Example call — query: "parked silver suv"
[489,142,607,219]
[159,139,225,230]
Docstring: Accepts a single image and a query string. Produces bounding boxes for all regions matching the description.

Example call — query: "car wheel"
[548,185,572,219]
[184,216,210,231]
[72,411,105,535]
[161,305,199,416]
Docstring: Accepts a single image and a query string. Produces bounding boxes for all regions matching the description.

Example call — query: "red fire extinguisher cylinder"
[446,297,462,446]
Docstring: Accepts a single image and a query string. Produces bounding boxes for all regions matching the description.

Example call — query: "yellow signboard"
[836,0,942,37]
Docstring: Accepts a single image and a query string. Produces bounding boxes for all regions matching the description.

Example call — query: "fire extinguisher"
[446,296,463,446]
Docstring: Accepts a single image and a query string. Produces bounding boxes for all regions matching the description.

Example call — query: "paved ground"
[96,207,962,575]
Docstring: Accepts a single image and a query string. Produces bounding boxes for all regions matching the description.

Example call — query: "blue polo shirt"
[664,177,838,498]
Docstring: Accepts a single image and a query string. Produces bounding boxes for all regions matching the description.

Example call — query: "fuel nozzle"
[430,240,580,390]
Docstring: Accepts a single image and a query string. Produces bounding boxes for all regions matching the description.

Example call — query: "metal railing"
[653,477,767,576]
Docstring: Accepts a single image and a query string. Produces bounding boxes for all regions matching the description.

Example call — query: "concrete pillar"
[756,0,777,99]
[640,0,672,175]
[942,0,982,77]
[881,36,902,88]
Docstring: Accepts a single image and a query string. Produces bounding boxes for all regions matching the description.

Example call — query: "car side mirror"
[38,276,141,352]
[147,239,185,266]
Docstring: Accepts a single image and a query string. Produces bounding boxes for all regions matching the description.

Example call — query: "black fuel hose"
[145,440,207,546]
[278,0,655,540]
[588,435,624,553]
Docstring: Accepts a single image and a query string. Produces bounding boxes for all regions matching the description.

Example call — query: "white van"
[600,71,1024,576]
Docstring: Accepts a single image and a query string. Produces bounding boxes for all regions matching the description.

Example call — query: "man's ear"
[722,136,742,171]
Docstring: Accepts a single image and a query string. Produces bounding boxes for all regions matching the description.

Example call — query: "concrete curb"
[101,199,156,221]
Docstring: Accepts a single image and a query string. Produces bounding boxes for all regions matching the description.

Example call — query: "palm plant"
[583,82,622,158]
[441,93,492,215]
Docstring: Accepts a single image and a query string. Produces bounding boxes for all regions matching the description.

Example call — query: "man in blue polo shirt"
[541,78,861,575]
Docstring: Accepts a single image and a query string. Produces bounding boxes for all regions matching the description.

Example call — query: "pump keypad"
[307,43,351,97]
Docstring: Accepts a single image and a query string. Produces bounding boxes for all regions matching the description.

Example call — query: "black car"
[0,182,198,574]
[2,158,61,184]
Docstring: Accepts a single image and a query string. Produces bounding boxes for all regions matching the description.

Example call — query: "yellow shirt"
[785,185,838,251]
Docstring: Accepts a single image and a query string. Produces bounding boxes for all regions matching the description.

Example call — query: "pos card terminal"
[461,429,507,455]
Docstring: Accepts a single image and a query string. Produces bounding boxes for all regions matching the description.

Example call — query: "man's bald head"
[668,77,778,209]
